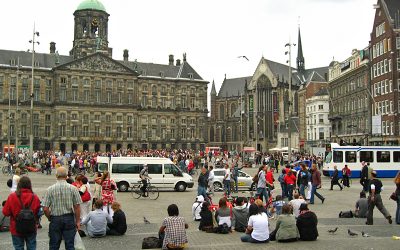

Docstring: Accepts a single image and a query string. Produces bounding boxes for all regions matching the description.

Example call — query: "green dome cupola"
[76,0,106,12]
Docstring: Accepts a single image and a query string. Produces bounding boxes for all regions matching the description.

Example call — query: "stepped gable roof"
[0,49,73,69]
[218,76,252,98]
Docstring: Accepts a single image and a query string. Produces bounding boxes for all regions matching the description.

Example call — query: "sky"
[1,0,377,96]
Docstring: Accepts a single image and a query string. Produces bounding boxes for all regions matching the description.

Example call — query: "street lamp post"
[29,24,39,164]
[15,57,20,159]
[285,41,296,162]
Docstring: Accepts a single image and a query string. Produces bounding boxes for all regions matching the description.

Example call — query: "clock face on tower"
[259,64,267,73]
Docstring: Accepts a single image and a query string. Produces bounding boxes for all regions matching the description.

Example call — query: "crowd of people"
[1,148,399,249]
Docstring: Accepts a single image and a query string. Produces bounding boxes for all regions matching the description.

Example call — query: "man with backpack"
[2,176,41,249]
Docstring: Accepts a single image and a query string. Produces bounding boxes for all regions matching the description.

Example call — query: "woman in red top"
[2,176,41,250]
[284,170,297,201]
[101,171,117,217]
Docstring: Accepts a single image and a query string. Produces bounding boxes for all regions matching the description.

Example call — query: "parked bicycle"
[130,180,159,200]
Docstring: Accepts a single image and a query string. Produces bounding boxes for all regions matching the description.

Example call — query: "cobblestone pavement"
[0,165,399,250]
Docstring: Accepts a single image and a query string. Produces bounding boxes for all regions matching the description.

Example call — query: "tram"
[323,143,400,178]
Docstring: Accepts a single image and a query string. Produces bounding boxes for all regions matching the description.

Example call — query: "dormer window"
[34,61,40,67]
[160,71,164,77]
[188,73,193,79]
[10,59,16,66]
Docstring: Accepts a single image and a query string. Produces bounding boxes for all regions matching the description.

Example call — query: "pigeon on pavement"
[361,231,370,237]
[144,216,151,224]
[348,229,358,236]
[328,227,338,234]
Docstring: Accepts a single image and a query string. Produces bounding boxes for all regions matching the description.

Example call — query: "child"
[271,195,285,218]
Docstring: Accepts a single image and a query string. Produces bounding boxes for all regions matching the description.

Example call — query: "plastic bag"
[74,231,86,250]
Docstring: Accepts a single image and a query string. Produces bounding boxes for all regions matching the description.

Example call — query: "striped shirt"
[42,180,82,216]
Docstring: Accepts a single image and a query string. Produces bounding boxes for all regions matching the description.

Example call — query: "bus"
[323,143,400,178]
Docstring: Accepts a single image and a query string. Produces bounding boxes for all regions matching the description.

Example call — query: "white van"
[96,156,194,192]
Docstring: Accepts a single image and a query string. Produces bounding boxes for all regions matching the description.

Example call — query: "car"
[212,169,255,191]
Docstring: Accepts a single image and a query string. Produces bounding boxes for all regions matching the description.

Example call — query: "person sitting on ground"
[214,197,231,233]
[107,201,127,236]
[159,204,188,250]
[296,203,318,241]
[192,195,204,221]
[198,201,213,232]
[240,203,270,243]
[81,199,113,237]
[269,204,299,242]
[271,195,285,217]
[288,193,306,218]
[232,197,249,232]
[254,198,268,215]
[355,191,368,218]
[0,201,10,232]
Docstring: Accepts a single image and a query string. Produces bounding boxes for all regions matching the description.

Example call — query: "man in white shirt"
[289,193,306,218]
[223,164,231,196]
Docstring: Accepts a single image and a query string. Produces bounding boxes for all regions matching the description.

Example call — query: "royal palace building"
[0,0,208,152]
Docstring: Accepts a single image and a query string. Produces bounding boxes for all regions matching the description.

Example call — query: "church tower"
[70,0,112,59]
[296,27,305,75]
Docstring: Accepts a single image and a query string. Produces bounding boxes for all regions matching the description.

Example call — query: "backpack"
[142,236,162,249]
[339,210,353,218]
[278,173,285,184]
[252,173,259,184]
[7,179,12,188]
[16,194,36,236]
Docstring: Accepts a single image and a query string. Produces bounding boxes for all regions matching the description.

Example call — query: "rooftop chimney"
[123,49,129,62]
[169,54,174,65]
[50,42,56,54]
[176,59,181,66]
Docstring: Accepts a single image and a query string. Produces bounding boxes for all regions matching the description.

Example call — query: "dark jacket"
[311,169,321,186]
[198,171,209,188]
[231,204,248,232]
[331,169,339,182]
[107,209,127,235]
[296,210,318,241]
[361,165,368,180]
[199,209,213,230]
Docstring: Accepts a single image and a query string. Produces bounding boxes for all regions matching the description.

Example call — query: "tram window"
[333,151,343,163]
[377,151,390,162]
[394,151,400,162]
[345,151,357,162]
[360,151,374,162]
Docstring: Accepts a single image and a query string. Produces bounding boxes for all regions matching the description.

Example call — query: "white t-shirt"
[192,202,203,220]
[224,168,231,181]
[248,213,269,241]
[208,170,215,181]
[289,198,306,218]
[10,175,20,193]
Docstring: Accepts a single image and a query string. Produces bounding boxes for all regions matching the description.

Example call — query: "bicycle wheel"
[131,186,142,199]
[2,165,8,175]
[147,186,159,200]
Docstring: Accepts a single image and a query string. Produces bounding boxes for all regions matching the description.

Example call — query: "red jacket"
[2,188,41,236]
[284,173,297,185]
[266,170,274,185]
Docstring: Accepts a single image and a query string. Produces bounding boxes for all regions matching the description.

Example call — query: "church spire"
[296,27,305,74]
[211,80,217,96]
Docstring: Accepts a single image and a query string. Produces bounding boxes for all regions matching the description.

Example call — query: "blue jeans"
[257,187,269,203]
[287,184,294,201]
[299,184,306,198]
[223,180,231,196]
[233,176,238,192]
[49,214,76,250]
[197,185,207,200]
[240,234,269,243]
[310,184,324,204]
[11,233,36,250]
[280,183,287,198]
